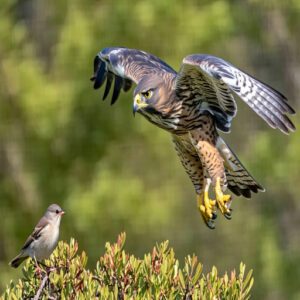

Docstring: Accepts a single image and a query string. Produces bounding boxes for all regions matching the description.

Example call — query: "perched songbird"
[10,204,65,268]
[91,47,295,229]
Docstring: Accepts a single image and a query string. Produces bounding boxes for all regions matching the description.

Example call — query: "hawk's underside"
[91,47,295,229]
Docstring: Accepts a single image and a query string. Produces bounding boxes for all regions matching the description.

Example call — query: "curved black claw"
[205,219,216,229]
[224,209,233,220]
[212,211,218,220]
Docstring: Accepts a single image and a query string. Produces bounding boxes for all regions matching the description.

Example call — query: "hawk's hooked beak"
[133,94,148,116]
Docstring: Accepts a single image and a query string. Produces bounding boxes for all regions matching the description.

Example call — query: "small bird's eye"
[56,209,59,214]
[142,90,152,99]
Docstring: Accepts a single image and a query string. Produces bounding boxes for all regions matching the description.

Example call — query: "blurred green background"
[0,0,299,298]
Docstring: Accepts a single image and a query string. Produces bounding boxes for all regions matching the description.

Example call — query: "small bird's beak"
[60,211,65,216]
[133,94,148,116]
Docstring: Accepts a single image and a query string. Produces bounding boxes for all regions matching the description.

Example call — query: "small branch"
[33,275,48,300]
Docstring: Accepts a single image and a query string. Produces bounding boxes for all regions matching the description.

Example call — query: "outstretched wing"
[176,54,295,133]
[91,47,176,105]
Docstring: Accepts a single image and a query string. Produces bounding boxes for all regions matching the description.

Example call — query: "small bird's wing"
[91,47,176,104]
[176,54,295,133]
[21,216,49,250]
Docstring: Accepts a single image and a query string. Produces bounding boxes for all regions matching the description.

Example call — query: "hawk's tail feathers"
[9,253,28,268]
[217,137,265,198]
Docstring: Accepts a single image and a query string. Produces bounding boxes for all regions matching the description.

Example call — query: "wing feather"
[21,216,49,250]
[102,71,113,100]
[111,75,123,105]
[93,59,107,89]
[91,47,176,105]
[176,54,295,134]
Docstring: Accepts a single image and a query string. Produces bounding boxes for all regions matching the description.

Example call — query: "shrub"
[3,233,253,299]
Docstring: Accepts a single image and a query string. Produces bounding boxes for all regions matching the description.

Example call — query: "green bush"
[3,234,253,299]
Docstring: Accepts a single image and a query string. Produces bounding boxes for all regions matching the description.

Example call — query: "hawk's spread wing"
[176,54,295,133]
[91,47,176,104]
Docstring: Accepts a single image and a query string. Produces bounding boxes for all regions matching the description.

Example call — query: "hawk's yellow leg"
[197,178,217,229]
[215,177,232,219]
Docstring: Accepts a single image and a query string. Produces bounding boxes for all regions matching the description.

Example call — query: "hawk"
[91,47,295,229]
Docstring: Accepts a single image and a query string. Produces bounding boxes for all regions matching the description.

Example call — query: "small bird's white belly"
[27,224,59,261]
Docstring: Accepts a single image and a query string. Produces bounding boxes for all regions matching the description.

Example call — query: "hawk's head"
[133,76,164,116]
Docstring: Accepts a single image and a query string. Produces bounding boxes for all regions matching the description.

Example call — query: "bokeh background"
[0,0,299,298]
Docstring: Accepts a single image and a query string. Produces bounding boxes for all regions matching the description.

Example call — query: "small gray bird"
[10,204,65,268]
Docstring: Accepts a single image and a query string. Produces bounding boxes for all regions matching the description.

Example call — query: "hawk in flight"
[91,47,295,229]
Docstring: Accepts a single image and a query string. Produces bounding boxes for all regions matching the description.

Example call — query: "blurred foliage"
[3,234,253,299]
[0,0,299,299]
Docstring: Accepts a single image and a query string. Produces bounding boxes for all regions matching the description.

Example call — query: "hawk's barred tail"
[217,137,265,198]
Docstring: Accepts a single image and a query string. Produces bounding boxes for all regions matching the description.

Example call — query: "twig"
[33,275,48,300]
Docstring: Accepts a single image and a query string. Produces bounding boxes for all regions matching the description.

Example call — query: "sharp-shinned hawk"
[91,47,295,229]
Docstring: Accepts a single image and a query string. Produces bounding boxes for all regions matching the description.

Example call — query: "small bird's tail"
[9,254,28,268]
[217,137,265,198]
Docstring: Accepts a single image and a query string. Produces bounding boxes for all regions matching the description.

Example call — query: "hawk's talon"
[215,177,232,218]
[212,211,217,220]
[210,199,216,206]
[206,220,215,229]
[197,190,217,229]
[224,212,232,220]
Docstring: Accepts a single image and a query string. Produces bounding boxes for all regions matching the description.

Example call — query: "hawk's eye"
[142,90,153,99]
